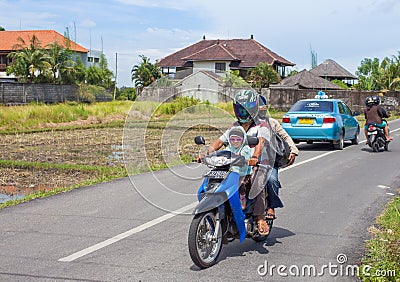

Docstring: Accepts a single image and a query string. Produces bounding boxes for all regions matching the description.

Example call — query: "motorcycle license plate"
[205,170,228,179]
[367,131,377,135]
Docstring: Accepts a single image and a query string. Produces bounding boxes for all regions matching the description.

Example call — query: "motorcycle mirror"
[247,136,259,146]
[194,136,206,145]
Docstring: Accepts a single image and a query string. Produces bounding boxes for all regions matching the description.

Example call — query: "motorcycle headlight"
[206,155,230,166]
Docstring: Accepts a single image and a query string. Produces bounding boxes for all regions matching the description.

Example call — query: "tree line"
[355,52,400,91]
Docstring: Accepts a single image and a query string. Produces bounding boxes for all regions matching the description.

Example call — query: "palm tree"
[46,42,75,83]
[131,55,161,93]
[7,35,50,82]
[376,56,400,91]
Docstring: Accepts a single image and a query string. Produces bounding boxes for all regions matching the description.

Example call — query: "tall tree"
[98,54,115,89]
[376,55,400,91]
[246,62,281,92]
[84,54,115,89]
[131,55,161,93]
[355,58,380,90]
[46,42,75,83]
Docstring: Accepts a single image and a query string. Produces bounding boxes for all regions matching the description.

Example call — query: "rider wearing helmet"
[233,89,260,123]
[258,95,298,221]
[204,89,271,235]
[364,95,392,142]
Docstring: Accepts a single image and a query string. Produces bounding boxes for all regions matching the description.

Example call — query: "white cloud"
[79,19,96,29]
[2,0,400,86]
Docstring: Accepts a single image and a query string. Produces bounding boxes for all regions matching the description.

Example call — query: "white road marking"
[280,150,337,172]
[378,185,391,189]
[59,124,400,262]
[386,193,395,196]
[58,201,198,262]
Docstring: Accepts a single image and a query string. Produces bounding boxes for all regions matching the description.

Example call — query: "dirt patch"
[0,117,224,198]
[41,115,126,129]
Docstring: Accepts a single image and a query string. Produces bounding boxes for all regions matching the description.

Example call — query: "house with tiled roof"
[157,35,295,80]
[270,69,343,90]
[309,59,357,85]
[0,30,89,74]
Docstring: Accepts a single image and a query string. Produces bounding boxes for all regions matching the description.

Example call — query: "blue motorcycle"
[188,136,273,268]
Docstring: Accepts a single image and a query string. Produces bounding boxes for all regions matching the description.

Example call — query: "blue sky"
[1,0,400,86]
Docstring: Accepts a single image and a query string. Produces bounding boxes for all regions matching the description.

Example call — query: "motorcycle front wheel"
[188,211,222,269]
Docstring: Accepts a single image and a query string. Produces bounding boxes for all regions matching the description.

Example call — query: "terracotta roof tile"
[182,43,238,61]
[158,38,294,68]
[0,30,88,53]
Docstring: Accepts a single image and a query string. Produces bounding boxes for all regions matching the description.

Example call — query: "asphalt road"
[1,119,400,282]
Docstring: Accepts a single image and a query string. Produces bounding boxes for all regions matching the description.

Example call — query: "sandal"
[257,217,270,236]
[266,208,276,220]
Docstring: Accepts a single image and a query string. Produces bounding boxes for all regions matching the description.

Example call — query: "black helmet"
[233,90,259,123]
[258,95,268,119]
[372,95,380,105]
[365,96,374,107]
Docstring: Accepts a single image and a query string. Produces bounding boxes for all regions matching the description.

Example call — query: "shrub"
[78,84,112,103]
[155,96,200,115]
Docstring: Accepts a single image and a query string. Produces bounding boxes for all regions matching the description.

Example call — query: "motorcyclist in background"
[364,95,392,143]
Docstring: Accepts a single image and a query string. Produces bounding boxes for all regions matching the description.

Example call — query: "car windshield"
[289,101,333,112]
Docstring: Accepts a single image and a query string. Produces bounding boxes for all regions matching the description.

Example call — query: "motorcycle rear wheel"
[188,211,222,269]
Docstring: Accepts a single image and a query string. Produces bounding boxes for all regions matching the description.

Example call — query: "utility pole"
[113,52,118,100]
[73,22,76,43]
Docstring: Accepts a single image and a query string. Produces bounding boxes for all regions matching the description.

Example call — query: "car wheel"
[333,130,344,150]
[351,127,360,145]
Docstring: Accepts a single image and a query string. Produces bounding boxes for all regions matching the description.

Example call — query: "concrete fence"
[137,86,400,114]
[265,89,400,114]
[0,82,113,104]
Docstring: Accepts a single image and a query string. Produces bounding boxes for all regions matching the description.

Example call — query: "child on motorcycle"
[204,90,272,235]
[225,126,254,209]
[364,95,392,143]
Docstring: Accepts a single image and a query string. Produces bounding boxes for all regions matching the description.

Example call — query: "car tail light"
[323,117,336,123]
[282,117,290,123]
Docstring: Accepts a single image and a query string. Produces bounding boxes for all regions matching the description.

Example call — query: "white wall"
[177,71,220,103]
[193,61,230,76]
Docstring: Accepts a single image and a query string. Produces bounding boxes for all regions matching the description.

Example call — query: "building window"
[215,62,226,73]
[88,57,93,62]
[0,55,6,64]
[94,58,99,63]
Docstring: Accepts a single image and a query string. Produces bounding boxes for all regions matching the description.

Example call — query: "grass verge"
[359,192,400,281]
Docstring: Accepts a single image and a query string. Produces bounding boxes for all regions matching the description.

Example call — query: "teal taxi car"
[281,95,360,150]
